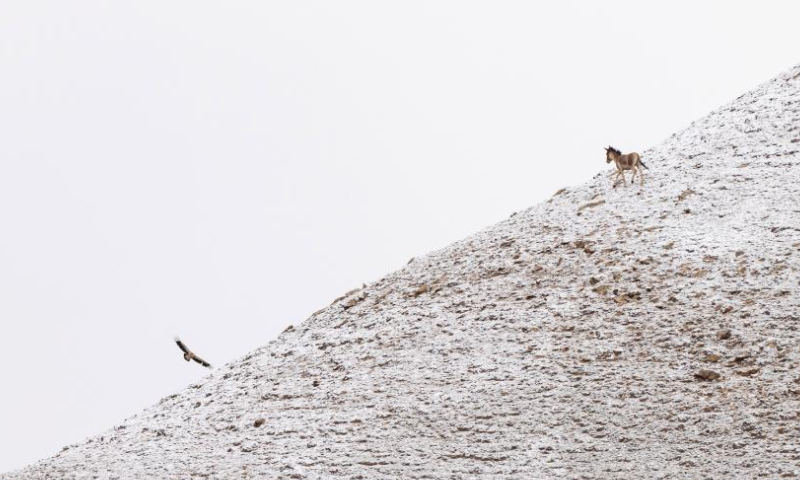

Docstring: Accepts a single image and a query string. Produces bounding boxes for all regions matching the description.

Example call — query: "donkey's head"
[605,146,621,163]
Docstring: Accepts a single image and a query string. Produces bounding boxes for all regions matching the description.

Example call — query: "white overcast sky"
[1,0,799,472]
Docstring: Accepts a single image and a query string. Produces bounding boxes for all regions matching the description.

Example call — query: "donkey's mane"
[607,146,622,155]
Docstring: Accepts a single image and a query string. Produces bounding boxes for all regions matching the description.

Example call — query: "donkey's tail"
[639,160,649,170]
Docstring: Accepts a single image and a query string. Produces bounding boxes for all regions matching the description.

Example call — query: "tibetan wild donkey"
[605,146,648,187]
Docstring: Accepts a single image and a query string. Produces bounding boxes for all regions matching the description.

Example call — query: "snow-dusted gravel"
[4,65,800,480]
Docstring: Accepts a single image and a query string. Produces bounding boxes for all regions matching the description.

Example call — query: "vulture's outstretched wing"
[192,356,212,368]
[175,337,190,354]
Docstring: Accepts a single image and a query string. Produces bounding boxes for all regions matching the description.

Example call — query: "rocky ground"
[4,65,800,479]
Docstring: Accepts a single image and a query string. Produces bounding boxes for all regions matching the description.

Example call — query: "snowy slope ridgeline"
[4,64,800,479]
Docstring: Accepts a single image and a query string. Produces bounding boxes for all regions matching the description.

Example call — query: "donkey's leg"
[612,168,623,187]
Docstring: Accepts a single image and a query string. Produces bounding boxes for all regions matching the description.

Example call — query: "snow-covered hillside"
[4,65,800,480]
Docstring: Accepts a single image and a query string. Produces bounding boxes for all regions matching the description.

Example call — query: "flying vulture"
[174,337,212,368]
